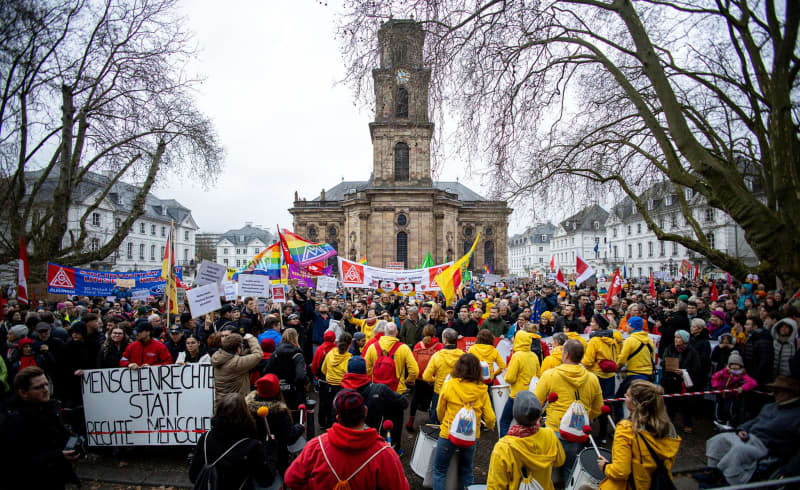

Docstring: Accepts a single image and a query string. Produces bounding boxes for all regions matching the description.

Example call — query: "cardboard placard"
[238,274,271,298]
[664,357,680,373]
[196,261,228,286]
[257,297,268,314]
[271,284,286,303]
[186,283,222,319]
[131,289,150,301]
[316,276,337,293]
[115,278,136,288]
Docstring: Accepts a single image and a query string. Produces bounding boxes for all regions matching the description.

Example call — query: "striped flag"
[17,236,29,305]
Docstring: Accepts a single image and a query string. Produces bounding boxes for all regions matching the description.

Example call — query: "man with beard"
[119,320,172,368]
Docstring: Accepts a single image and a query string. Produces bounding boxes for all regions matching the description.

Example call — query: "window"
[236,259,241,267]
[223,248,228,255]
[223,259,228,265]
[628,244,632,258]
[396,87,408,118]
[151,224,156,235]
[90,238,99,251]
[541,234,547,241]
[394,142,409,181]
[397,214,408,226]
[593,221,600,230]
[665,195,673,206]
[396,231,408,267]
[308,226,318,239]
[328,225,337,237]
[637,243,642,257]
[613,227,617,238]
[393,40,408,65]
[672,242,679,256]
[627,225,632,235]
[139,243,145,259]
[91,213,100,226]
[648,242,653,257]
[539,246,543,252]
[115,218,121,229]
[638,267,642,277]
[252,248,259,255]
[484,241,495,272]
[660,241,665,256]
[707,232,715,248]
[161,246,165,258]
[614,245,618,258]
[184,230,189,241]
[671,214,678,228]
[127,243,133,259]
[161,226,166,237]
[140,223,145,234]
[705,208,715,223]
[150,245,156,260]
[236,248,241,255]
[647,199,654,210]
[184,249,189,261]
[637,223,642,234]
[539,257,543,263]
[659,217,665,230]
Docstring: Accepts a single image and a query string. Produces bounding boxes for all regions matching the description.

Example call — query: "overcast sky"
[160,1,530,235]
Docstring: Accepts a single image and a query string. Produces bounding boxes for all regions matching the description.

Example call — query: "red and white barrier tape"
[602,388,772,403]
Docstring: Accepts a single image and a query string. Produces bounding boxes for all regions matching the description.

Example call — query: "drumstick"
[583,425,602,458]
[298,404,306,426]
[601,405,616,431]
[542,392,558,411]
[383,420,394,445]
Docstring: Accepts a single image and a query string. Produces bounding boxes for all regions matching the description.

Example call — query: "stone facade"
[290,20,511,274]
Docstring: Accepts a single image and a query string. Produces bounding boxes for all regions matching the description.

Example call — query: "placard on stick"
[316,276,337,293]
[196,261,228,286]
[238,274,271,298]
[186,283,222,319]
[271,284,286,303]
[222,282,238,301]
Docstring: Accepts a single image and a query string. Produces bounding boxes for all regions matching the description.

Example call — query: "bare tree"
[0,0,223,276]
[335,0,800,289]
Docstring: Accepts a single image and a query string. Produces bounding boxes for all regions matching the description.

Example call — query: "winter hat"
[56,302,66,310]
[727,351,744,368]
[593,314,609,330]
[542,311,552,321]
[513,391,542,426]
[137,306,149,316]
[347,356,367,374]
[9,324,28,340]
[675,330,690,343]
[711,310,726,323]
[260,338,276,353]
[70,321,87,338]
[35,322,51,333]
[256,374,280,399]
[324,330,336,342]
[353,332,366,342]
[678,294,689,302]
[18,337,34,349]
[334,389,366,415]
[628,316,644,332]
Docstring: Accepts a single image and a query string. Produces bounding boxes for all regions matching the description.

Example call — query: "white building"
[215,224,275,269]
[508,222,557,276]
[551,204,610,277]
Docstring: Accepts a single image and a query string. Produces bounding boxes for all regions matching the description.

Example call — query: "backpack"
[413,342,438,374]
[480,360,492,382]
[372,341,403,391]
[192,430,249,490]
[519,467,545,490]
[627,340,655,380]
[448,402,478,447]
[530,338,544,364]
[637,433,677,490]
[320,434,390,490]
[558,392,590,443]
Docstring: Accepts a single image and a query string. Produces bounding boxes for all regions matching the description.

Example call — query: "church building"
[289,20,511,274]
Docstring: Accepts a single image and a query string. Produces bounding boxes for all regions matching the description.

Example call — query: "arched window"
[396,88,408,118]
[396,232,408,267]
[394,142,409,181]
[484,241,495,272]
[446,248,453,262]
[329,240,339,274]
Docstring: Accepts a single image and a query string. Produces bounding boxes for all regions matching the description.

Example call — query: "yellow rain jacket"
[513,330,543,353]
[565,331,587,349]
[364,335,419,394]
[582,332,618,379]
[534,363,603,431]
[422,347,465,393]
[616,332,655,377]
[541,346,563,373]
[346,316,378,340]
[599,420,681,490]
[468,343,506,380]
[437,377,495,440]
[487,427,566,490]
[321,349,351,386]
[505,334,541,398]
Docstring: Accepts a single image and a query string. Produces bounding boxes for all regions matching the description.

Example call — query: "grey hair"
[384,322,398,337]
[691,317,706,329]
[442,328,458,344]
[374,320,387,334]
[552,332,568,346]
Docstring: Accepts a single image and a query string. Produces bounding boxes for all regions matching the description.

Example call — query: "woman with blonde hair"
[429,303,448,338]
[598,380,681,489]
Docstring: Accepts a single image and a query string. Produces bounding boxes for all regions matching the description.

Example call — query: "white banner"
[337,257,452,292]
[238,273,271,298]
[316,276,338,293]
[186,283,222,319]
[131,289,150,301]
[82,364,214,446]
[271,284,286,303]
[196,261,228,286]
[222,282,239,301]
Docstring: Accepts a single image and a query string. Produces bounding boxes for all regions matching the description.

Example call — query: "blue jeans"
[499,396,515,437]
[557,433,585,482]
[433,437,475,490]
[429,393,440,424]
[598,376,615,440]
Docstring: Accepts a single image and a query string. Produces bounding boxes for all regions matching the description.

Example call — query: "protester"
[97,325,130,368]
[422,327,464,424]
[541,332,567,373]
[284,389,409,489]
[598,380,681,489]
[711,351,757,427]
[176,334,211,364]
[771,318,797,378]
[319,332,352,430]
[310,330,337,379]
[661,329,703,433]
[266,327,307,411]
[613,316,655,419]
[164,324,186,362]
[399,307,424,347]
[467,329,506,383]
[408,324,442,430]
[501,327,542,437]
[211,332,263,406]
[340,356,408,432]
[581,313,618,441]
[119,320,172,368]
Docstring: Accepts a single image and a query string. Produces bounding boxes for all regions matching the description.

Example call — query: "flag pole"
[168,219,174,331]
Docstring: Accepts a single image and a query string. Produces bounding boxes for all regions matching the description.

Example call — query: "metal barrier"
[709,475,800,489]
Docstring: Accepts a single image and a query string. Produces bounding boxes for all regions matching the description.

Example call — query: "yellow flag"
[434,233,480,306]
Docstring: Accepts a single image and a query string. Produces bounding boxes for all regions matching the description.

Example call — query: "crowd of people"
[0,277,798,489]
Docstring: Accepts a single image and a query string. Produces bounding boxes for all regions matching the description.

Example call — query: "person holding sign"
[211,332,263,407]
[119,320,172,368]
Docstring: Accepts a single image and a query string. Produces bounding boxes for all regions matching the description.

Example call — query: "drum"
[411,425,439,478]
[567,447,612,490]
[490,384,511,433]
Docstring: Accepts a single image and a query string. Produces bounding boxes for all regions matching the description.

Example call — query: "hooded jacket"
[119,338,172,367]
[487,427,566,490]
[616,332,655,377]
[283,423,409,490]
[311,339,336,376]
[505,334,541,398]
[564,330,587,349]
[422,346,465,394]
[742,327,774,387]
[599,420,681,490]
[347,316,378,340]
[436,377,496,440]
[582,330,618,378]
[541,345,563,373]
[534,363,603,431]
[772,318,798,378]
[364,335,418,394]
[321,349,351,386]
[711,367,757,395]
[339,373,409,429]
[468,343,507,380]
[399,317,424,346]
[210,335,262,405]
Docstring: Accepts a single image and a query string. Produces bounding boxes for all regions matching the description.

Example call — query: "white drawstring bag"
[448,403,477,447]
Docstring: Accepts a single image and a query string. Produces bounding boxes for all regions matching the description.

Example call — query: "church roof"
[313,180,487,202]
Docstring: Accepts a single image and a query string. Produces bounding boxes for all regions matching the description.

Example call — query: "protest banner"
[271,284,286,303]
[238,273,271,298]
[257,297,268,313]
[196,261,228,286]
[222,282,239,301]
[131,289,150,301]
[287,262,332,288]
[338,257,452,291]
[186,283,222,319]
[82,364,214,446]
[316,276,337,293]
[484,273,500,285]
[47,263,183,296]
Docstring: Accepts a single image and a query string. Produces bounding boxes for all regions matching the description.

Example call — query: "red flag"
[693,264,699,282]
[555,267,567,289]
[17,236,29,305]
[649,273,656,298]
[575,254,594,286]
[278,228,294,265]
[710,281,719,302]
[549,255,555,272]
[606,269,621,306]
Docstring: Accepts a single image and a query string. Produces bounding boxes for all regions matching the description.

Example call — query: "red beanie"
[324,330,336,342]
[256,374,280,399]
[260,338,276,353]
[18,337,34,348]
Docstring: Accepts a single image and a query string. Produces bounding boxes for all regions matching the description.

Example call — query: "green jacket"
[482,317,508,338]
[399,318,425,346]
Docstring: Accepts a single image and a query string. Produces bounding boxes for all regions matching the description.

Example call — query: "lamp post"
[668,258,676,277]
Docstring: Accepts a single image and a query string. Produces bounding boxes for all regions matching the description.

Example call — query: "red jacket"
[311,340,337,376]
[284,423,409,490]
[119,339,173,367]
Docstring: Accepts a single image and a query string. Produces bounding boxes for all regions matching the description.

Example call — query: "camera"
[64,435,87,457]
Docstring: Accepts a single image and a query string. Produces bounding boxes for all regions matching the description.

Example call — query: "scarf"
[507,424,539,438]
[19,355,37,370]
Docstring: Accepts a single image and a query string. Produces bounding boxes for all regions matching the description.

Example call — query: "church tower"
[369,20,433,187]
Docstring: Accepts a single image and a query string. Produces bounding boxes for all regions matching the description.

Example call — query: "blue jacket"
[543,293,559,312]
[311,312,330,345]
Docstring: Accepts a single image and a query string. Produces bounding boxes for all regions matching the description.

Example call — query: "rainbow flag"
[358,256,367,265]
[483,264,492,275]
[233,242,281,280]
[280,229,337,266]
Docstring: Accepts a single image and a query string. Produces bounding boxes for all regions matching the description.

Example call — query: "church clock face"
[396,70,409,84]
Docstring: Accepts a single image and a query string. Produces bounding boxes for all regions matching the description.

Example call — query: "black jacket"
[96,342,129,369]
[688,330,712,389]
[340,377,409,430]
[245,391,305,472]
[189,416,276,489]
[743,328,774,387]
[0,397,78,489]
[266,342,306,386]
[453,318,478,338]
[660,311,690,358]
[662,344,702,394]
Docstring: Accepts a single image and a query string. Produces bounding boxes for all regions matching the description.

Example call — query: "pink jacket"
[711,367,757,394]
